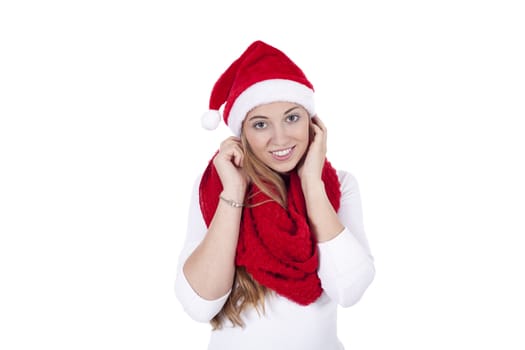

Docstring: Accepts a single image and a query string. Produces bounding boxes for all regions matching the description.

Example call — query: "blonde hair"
[210,119,313,329]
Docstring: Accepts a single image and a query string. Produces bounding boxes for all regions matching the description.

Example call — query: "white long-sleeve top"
[175,170,375,350]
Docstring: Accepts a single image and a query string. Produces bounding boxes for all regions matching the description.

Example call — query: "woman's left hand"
[298,116,327,184]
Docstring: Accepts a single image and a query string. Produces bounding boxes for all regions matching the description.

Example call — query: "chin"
[267,159,300,174]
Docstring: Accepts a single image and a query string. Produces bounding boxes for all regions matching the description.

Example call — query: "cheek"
[244,132,267,153]
[294,123,311,143]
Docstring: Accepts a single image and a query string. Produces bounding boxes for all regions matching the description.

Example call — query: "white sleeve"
[174,175,231,322]
[317,170,375,307]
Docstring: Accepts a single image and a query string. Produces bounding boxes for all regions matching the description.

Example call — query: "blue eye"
[286,114,300,122]
[253,121,267,129]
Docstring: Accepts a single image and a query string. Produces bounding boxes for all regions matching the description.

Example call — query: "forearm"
[318,228,375,307]
[302,179,344,242]
[315,170,375,307]
[183,191,244,300]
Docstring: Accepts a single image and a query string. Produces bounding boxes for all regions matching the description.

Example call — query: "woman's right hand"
[213,136,248,199]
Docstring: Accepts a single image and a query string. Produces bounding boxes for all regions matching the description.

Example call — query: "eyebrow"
[247,106,301,121]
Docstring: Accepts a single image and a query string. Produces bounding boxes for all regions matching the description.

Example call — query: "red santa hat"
[201,40,316,136]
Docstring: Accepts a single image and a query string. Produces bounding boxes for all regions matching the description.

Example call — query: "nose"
[270,124,289,146]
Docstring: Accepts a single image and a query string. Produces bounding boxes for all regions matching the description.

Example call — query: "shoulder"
[336,169,360,193]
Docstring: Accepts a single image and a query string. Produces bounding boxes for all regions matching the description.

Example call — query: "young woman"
[175,40,375,350]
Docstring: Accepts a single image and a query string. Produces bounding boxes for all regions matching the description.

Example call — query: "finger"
[310,122,327,152]
[220,141,243,158]
[310,122,323,138]
[312,116,327,132]
[231,145,244,167]
[216,142,242,166]
[220,137,239,150]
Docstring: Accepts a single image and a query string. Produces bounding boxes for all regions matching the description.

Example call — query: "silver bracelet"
[219,195,244,208]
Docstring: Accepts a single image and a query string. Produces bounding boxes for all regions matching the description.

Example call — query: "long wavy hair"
[210,119,314,330]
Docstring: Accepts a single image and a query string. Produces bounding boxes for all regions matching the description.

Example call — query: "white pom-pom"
[201,110,221,130]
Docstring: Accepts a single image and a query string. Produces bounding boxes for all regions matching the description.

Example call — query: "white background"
[1,1,524,349]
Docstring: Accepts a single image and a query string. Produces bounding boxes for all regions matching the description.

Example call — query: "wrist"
[220,186,246,204]
[219,195,244,208]
[301,177,324,196]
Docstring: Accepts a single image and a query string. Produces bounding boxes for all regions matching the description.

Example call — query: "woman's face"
[243,101,310,174]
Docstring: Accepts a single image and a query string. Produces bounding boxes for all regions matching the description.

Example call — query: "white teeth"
[272,148,292,157]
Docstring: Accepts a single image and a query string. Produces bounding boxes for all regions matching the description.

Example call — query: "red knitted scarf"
[199,156,341,305]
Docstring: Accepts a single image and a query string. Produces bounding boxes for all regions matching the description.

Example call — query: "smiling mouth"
[270,146,295,160]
